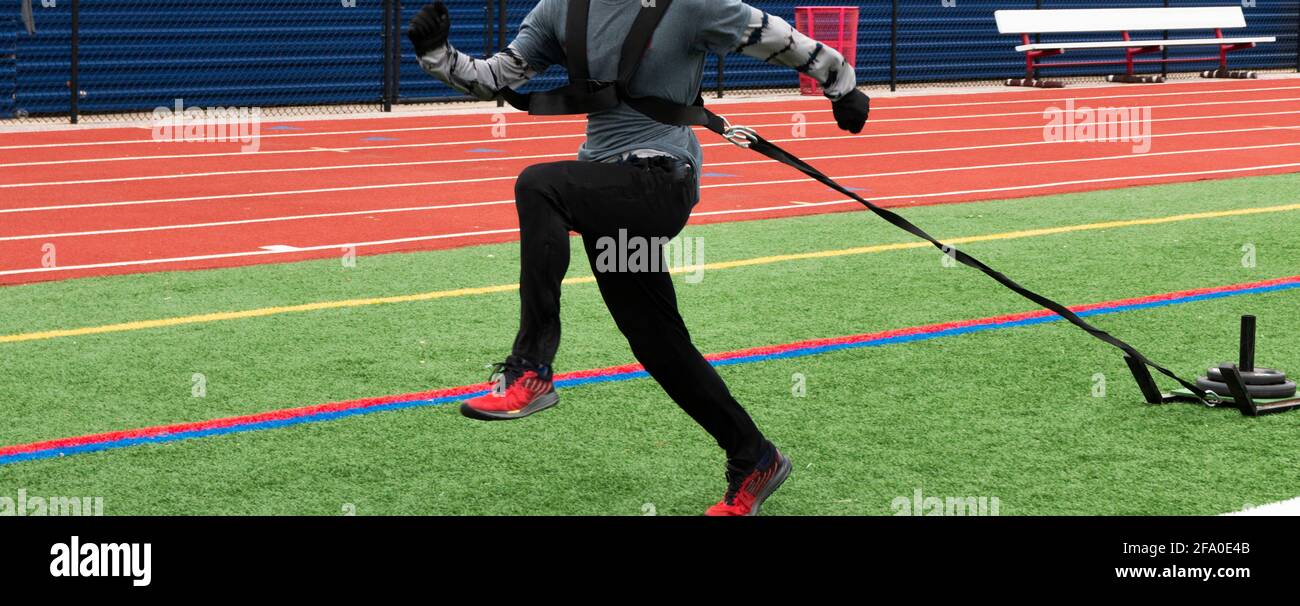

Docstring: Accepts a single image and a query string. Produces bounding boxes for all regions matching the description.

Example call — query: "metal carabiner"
[1202,389,1223,407]
[717,115,758,149]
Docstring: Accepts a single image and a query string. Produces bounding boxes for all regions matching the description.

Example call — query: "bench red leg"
[1202,28,1259,79]
[1025,35,1035,80]
[1202,41,1259,79]
[1006,34,1066,87]
[1124,32,1134,75]
[1108,32,1165,84]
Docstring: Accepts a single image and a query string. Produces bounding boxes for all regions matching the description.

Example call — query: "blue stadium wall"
[2,0,1297,118]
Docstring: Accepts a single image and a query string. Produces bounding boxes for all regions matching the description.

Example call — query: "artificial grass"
[1,173,1298,514]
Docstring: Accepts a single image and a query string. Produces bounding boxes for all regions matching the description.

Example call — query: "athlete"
[409,0,869,515]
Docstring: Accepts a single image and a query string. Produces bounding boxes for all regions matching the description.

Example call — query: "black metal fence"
[4,0,1297,122]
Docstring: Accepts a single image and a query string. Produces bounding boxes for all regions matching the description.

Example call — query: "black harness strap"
[566,0,592,81]
[499,0,622,115]
[497,0,1210,404]
[615,0,666,82]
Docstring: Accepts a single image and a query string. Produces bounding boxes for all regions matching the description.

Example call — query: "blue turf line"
[3,279,1297,466]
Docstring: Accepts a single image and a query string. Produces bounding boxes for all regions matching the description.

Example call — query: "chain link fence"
[6,0,401,122]
[3,0,1297,122]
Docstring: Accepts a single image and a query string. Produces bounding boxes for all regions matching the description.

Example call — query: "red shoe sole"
[459,391,559,421]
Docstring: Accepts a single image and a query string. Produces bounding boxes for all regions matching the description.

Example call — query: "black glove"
[408,2,451,57]
[831,89,871,134]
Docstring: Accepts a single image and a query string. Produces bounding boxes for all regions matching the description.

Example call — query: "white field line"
[5,160,1300,276]
[3,97,1297,168]
[6,124,1296,189]
[1222,497,1300,516]
[3,83,1299,150]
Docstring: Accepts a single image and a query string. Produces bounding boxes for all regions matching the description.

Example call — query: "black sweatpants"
[509,156,763,464]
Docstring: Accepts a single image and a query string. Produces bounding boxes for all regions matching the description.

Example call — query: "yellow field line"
[648,202,1300,269]
[4,202,1298,344]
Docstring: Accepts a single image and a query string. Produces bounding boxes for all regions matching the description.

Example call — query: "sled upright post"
[1126,315,1300,416]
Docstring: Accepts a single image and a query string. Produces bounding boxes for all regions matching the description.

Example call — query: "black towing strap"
[498,0,1211,404]
[702,112,1214,404]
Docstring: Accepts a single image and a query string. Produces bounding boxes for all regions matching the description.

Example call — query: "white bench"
[995,7,1275,87]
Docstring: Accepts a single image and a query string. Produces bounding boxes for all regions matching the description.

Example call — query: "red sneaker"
[460,357,558,421]
[705,443,792,516]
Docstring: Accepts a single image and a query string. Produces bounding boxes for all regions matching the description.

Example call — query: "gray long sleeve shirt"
[417,0,856,174]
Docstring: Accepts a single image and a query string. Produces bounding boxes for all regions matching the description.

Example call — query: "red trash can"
[794,6,859,96]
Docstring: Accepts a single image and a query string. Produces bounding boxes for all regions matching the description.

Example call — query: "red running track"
[2,78,1299,285]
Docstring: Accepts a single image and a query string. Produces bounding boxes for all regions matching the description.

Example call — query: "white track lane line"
[7,124,1296,189]
[3,83,1298,150]
[6,107,1297,171]
[5,126,1298,216]
[4,97,1297,168]
[0,198,509,241]
[0,179,516,215]
[698,109,1300,148]
[6,140,1300,241]
[5,106,1294,191]
[691,161,1300,215]
[5,160,1300,276]
[703,142,1300,191]
[0,228,525,276]
[0,151,570,188]
[708,125,1300,167]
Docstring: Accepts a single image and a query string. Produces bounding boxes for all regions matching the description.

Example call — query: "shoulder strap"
[566,0,672,84]
[614,0,714,126]
[617,0,673,84]
[565,0,592,81]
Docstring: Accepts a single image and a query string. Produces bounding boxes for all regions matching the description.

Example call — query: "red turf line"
[5,273,1297,458]
[0,387,484,457]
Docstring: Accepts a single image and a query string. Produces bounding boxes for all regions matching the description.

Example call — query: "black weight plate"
[1206,365,1288,385]
[1196,377,1297,399]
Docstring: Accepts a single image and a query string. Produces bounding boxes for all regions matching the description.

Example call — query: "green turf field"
[2,173,1299,515]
